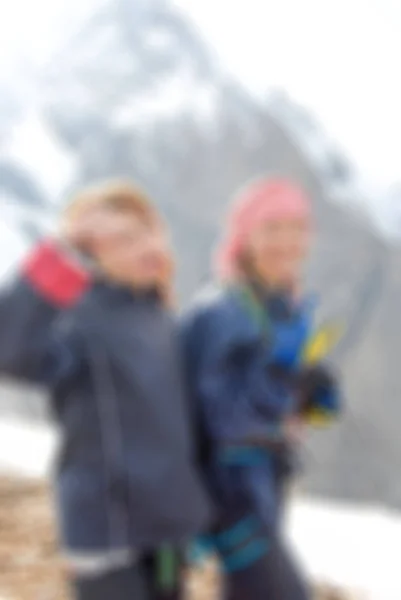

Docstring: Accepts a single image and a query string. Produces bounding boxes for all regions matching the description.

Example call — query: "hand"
[296,364,339,414]
[60,207,131,254]
[60,208,103,253]
[283,415,306,445]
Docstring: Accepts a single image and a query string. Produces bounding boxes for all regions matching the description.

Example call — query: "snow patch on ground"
[0,418,57,479]
[288,499,401,599]
[1,416,400,599]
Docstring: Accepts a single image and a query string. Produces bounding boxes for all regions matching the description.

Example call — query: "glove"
[295,364,341,425]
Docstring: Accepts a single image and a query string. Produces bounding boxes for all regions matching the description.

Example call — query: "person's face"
[244,216,310,288]
[91,209,171,289]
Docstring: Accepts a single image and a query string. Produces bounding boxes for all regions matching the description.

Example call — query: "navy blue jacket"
[0,241,211,552]
[182,285,314,448]
[182,284,322,536]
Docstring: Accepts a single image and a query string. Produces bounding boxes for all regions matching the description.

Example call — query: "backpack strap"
[230,283,271,342]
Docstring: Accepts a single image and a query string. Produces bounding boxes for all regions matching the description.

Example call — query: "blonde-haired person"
[182,178,341,599]
[0,181,211,600]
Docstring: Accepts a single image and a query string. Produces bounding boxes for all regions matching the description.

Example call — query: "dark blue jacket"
[0,242,212,552]
[182,285,314,448]
[182,284,335,537]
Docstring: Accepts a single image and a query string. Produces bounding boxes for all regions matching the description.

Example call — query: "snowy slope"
[288,500,401,599]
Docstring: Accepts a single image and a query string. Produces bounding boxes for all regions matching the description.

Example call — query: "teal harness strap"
[222,538,270,572]
[218,446,273,466]
[214,515,260,550]
[190,515,270,572]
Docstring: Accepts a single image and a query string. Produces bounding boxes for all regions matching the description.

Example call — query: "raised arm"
[0,240,90,385]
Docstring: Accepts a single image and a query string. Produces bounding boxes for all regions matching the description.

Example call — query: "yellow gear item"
[301,321,344,428]
[304,406,337,427]
[302,322,345,366]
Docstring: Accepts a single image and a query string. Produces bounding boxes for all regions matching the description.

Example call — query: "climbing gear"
[302,322,345,365]
[232,283,343,428]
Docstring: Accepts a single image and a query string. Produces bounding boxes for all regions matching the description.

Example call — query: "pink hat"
[216,177,311,280]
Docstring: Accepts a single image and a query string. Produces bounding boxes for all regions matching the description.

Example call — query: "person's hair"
[62,179,174,306]
[63,179,160,226]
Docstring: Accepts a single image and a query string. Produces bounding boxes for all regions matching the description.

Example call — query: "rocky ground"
[0,477,361,600]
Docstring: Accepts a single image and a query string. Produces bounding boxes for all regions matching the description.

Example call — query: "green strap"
[233,284,270,339]
[156,545,177,591]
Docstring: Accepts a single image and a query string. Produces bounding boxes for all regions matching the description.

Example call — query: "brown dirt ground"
[0,477,362,600]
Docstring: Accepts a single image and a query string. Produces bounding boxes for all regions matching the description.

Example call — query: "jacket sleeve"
[182,306,295,445]
[0,240,90,385]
